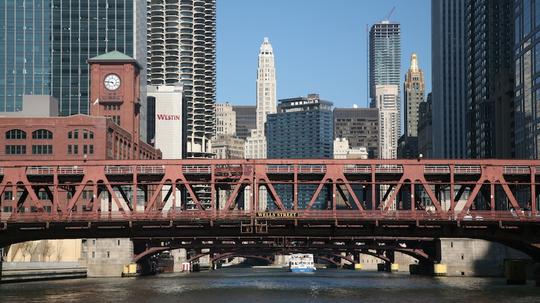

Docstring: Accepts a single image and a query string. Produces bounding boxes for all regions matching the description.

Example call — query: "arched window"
[32,129,53,140]
[5,129,26,140]
[82,129,94,140]
[68,129,79,139]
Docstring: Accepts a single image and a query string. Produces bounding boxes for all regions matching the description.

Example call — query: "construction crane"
[384,6,396,21]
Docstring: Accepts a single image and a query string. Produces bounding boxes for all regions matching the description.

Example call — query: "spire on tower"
[410,53,419,72]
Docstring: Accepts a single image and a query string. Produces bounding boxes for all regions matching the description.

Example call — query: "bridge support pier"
[433,264,447,276]
[504,259,527,285]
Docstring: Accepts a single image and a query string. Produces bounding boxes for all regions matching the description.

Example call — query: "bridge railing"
[1,209,537,223]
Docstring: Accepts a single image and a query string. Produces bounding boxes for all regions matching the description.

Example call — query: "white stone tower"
[245,37,277,159]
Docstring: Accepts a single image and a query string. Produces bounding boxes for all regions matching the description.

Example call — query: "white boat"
[289,254,316,273]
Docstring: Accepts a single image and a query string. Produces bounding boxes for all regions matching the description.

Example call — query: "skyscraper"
[404,54,425,137]
[369,21,401,159]
[146,0,216,157]
[432,0,467,158]
[514,0,540,159]
[215,103,236,137]
[369,21,401,107]
[245,37,277,159]
[466,0,514,159]
[0,1,147,125]
[374,85,400,159]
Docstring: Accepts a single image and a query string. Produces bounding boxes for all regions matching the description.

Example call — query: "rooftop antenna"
[384,6,396,22]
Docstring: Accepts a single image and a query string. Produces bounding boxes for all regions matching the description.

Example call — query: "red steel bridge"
[0,159,539,263]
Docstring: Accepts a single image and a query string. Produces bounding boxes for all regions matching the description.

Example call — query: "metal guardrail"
[137,165,165,174]
[454,165,481,174]
[182,165,211,174]
[375,165,403,173]
[344,165,371,174]
[58,166,84,175]
[105,166,133,175]
[27,166,54,175]
[267,165,327,174]
[424,165,450,174]
[503,166,530,174]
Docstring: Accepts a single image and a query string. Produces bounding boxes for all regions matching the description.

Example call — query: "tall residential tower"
[245,37,277,159]
[369,21,401,159]
[146,0,216,157]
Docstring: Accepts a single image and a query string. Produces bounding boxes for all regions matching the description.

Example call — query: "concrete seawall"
[1,262,86,283]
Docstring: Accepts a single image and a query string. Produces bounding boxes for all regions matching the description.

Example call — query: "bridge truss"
[0,159,539,258]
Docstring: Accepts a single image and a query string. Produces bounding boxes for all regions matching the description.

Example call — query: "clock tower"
[88,51,141,142]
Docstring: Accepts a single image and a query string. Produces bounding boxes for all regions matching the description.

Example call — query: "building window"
[107,251,110,258]
[32,129,53,140]
[32,145,53,155]
[83,129,94,140]
[68,129,79,139]
[5,129,26,140]
[68,145,79,155]
[92,251,95,259]
[5,145,26,155]
[82,145,94,155]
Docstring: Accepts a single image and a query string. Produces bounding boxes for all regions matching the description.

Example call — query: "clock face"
[104,74,121,91]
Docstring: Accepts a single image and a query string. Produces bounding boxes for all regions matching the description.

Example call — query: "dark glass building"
[266,94,333,210]
[432,0,467,159]
[514,0,540,158]
[267,94,334,159]
[233,105,257,140]
[466,0,515,159]
[333,108,379,158]
[0,1,146,120]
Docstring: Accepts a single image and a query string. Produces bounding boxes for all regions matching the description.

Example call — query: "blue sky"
[216,0,431,108]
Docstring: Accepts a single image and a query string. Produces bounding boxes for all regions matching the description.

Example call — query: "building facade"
[404,53,425,137]
[147,84,186,159]
[0,0,147,122]
[466,0,515,159]
[333,107,379,158]
[233,105,256,140]
[432,0,467,158]
[333,138,369,159]
[374,85,400,159]
[146,0,216,157]
[267,94,334,159]
[215,102,236,137]
[212,135,245,160]
[418,93,433,158]
[514,0,540,159]
[267,94,333,210]
[245,38,277,160]
[369,21,401,107]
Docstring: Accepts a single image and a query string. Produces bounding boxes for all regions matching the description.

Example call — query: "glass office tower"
[0,0,146,122]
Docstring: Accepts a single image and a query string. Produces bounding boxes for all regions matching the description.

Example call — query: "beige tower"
[403,53,426,137]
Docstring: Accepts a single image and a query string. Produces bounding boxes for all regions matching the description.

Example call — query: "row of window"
[6,129,52,140]
[5,144,94,155]
[67,144,94,155]
[6,145,54,155]
[5,129,95,140]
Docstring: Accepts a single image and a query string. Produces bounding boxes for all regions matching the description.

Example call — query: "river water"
[1,268,539,303]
